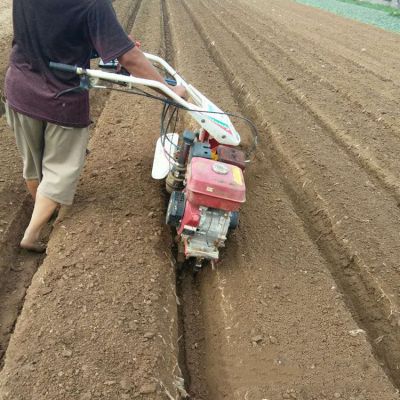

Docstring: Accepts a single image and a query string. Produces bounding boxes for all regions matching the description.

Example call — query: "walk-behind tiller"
[50,53,257,271]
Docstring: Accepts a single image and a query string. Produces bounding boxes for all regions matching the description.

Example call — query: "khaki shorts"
[5,103,89,205]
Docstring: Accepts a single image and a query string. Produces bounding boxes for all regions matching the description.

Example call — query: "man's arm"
[86,0,185,99]
[118,46,187,99]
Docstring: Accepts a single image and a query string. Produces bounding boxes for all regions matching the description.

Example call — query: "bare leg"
[20,192,58,253]
[26,179,39,200]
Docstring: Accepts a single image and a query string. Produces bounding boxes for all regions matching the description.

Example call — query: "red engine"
[166,154,246,265]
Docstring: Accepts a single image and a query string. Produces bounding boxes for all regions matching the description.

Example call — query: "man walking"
[5,0,185,252]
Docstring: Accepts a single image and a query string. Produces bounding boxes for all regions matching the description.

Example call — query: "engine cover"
[183,207,231,260]
[186,158,246,211]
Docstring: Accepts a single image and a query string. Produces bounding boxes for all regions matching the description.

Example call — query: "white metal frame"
[76,53,241,146]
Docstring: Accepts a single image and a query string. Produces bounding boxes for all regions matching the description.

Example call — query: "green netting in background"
[295,0,400,33]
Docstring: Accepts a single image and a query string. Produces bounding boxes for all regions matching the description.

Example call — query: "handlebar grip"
[49,62,78,74]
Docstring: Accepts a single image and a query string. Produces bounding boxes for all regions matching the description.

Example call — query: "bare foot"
[20,238,46,253]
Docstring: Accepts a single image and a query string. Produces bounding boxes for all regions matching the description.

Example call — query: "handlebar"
[49,58,191,108]
[48,54,242,146]
[49,62,78,74]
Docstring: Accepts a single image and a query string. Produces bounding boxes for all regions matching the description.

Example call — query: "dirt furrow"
[0,0,41,368]
[207,0,400,140]
[181,0,400,389]
[198,0,400,205]
[0,0,30,281]
[181,0,400,388]
[0,0,143,374]
[220,0,400,88]
[167,0,400,398]
[0,0,182,396]
[232,0,400,113]
[160,0,174,66]
[1,0,400,398]
[237,0,400,71]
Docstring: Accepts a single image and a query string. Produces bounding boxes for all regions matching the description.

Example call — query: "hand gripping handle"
[49,62,78,74]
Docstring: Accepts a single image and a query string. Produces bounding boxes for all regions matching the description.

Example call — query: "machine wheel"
[229,211,239,229]
[166,191,186,227]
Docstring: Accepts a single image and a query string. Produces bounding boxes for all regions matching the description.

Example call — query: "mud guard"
[151,133,179,179]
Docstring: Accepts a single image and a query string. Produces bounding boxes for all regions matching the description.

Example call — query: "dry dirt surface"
[1,0,400,399]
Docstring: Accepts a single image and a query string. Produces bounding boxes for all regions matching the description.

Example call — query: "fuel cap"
[212,162,229,175]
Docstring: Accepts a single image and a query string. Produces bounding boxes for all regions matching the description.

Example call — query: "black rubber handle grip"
[49,62,78,74]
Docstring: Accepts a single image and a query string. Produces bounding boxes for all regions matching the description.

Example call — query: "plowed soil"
[1,0,400,399]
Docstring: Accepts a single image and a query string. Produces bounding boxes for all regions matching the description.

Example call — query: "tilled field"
[1,0,400,399]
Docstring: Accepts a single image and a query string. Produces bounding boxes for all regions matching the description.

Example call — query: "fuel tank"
[186,157,246,211]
